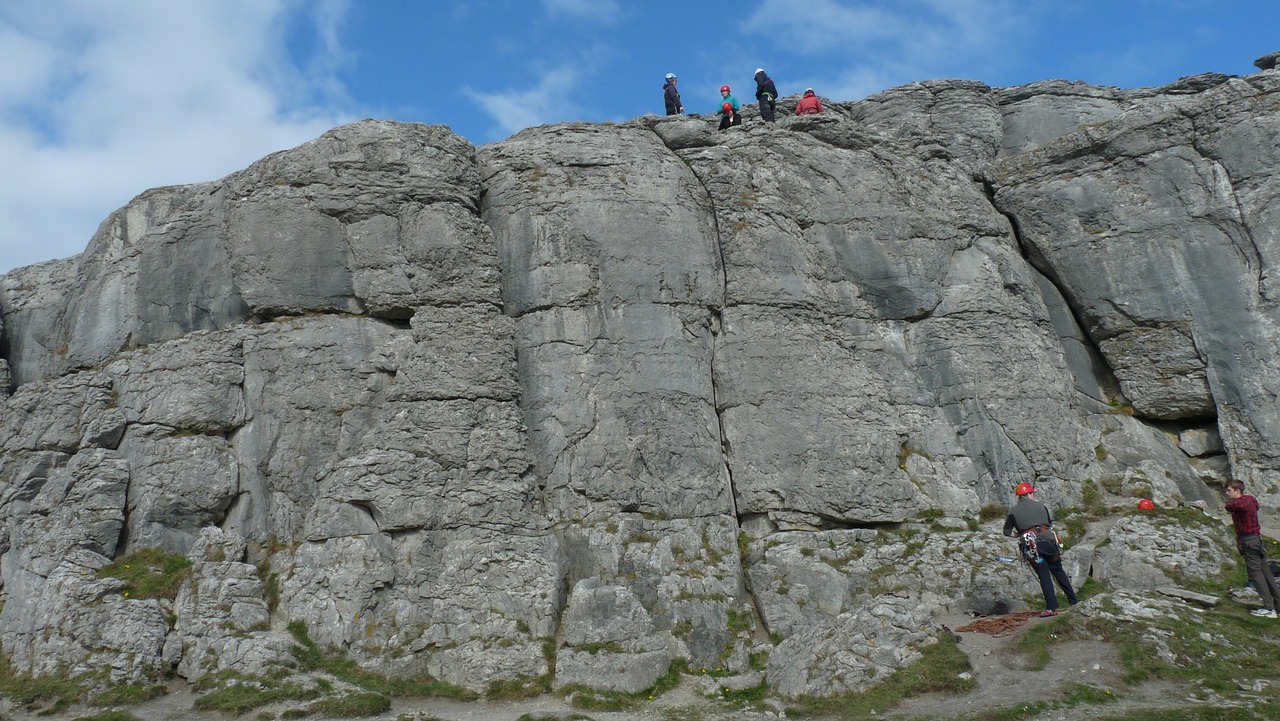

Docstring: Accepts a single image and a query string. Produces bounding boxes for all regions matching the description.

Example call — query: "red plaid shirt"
[1226,494,1263,538]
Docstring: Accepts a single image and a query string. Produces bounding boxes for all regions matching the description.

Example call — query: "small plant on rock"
[97,548,193,600]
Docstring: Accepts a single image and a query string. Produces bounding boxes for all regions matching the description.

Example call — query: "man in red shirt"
[1225,481,1280,618]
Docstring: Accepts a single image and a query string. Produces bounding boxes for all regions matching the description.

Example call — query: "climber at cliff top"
[718,84,739,118]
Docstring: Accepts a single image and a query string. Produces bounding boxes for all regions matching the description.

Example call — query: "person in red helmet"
[1003,482,1077,616]
[718,101,741,130]
[1225,481,1280,618]
[795,88,824,115]
[717,84,739,123]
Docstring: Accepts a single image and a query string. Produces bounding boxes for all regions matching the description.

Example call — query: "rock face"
[1,58,1278,699]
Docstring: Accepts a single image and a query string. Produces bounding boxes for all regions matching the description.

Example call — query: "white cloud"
[740,0,1030,102]
[0,0,356,274]
[741,0,903,52]
[540,0,621,24]
[465,66,585,140]
[742,0,1024,67]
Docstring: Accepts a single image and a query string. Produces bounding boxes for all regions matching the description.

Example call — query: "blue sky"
[1,0,1276,274]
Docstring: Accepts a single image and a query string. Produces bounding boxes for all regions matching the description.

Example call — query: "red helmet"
[1137,498,1155,510]
[1015,483,1035,496]
[722,102,732,113]
[720,85,731,93]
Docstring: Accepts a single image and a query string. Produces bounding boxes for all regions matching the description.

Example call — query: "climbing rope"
[955,611,1041,637]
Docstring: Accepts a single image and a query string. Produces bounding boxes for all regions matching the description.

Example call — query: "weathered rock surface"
[2,57,1279,701]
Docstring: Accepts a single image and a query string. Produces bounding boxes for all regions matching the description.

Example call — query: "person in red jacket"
[1225,481,1280,617]
[795,88,823,115]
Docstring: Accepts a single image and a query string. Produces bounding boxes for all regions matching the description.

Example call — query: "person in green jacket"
[718,84,739,121]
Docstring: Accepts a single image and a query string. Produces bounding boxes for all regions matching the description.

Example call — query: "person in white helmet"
[753,68,778,122]
[663,73,683,115]
[795,88,824,115]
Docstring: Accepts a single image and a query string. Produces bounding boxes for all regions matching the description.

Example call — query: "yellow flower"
[123,591,130,597]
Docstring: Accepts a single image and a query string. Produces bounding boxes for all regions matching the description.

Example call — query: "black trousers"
[1031,555,1077,611]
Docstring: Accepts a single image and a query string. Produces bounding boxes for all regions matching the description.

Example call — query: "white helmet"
[755,68,764,75]
[665,73,676,80]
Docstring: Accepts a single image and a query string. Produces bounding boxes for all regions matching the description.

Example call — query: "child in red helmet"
[1003,482,1078,616]
[718,101,741,130]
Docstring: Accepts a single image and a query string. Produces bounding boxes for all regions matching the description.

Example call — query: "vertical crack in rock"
[1182,115,1269,298]
[981,178,1126,405]
[647,127,739,522]
[645,124,777,649]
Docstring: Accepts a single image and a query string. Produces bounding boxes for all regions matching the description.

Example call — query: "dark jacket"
[664,79,682,115]
[754,71,778,103]
[1003,498,1053,537]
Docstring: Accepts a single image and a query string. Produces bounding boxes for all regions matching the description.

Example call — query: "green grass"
[91,681,167,706]
[565,659,688,711]
[793,631,975,719]
[0,658,83,713]
[97,548,193,600]
[938,683,1117,721]
[286,620,477,700]
[193,675,320,714]
[194,622,479,716]
[978,504,1007,522]
[302,691,392,717]
[71,712,144,721]
[0,657,167,715]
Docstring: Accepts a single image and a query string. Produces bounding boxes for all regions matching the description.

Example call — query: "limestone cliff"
[1,59,1277,699]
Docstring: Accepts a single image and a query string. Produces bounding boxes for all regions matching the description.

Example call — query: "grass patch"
[978,504,1007,523]
[91,681,167,706]
[193,675,320,714]
[303,691,392,717]
[0,659,83,713]
[793,631,974,719]
[71,712,144,721]
[195,622,478,716]
[0,653,169,715]
[287,620,477,700]
[97,548,193,600]
[190,676,318,717]
[567,659,687,711]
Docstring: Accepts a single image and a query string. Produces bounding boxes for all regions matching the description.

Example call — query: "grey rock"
[557,648,671,694]
[1091,514,1232,590]
[2,63,1279,700]
[767,592,935,699]
[1256,51,1280,71]
[554,580,671,693]
[0,549,169,682]
[119,426,239,555]
[173,528,291,680]
[1179,427,1224,458]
